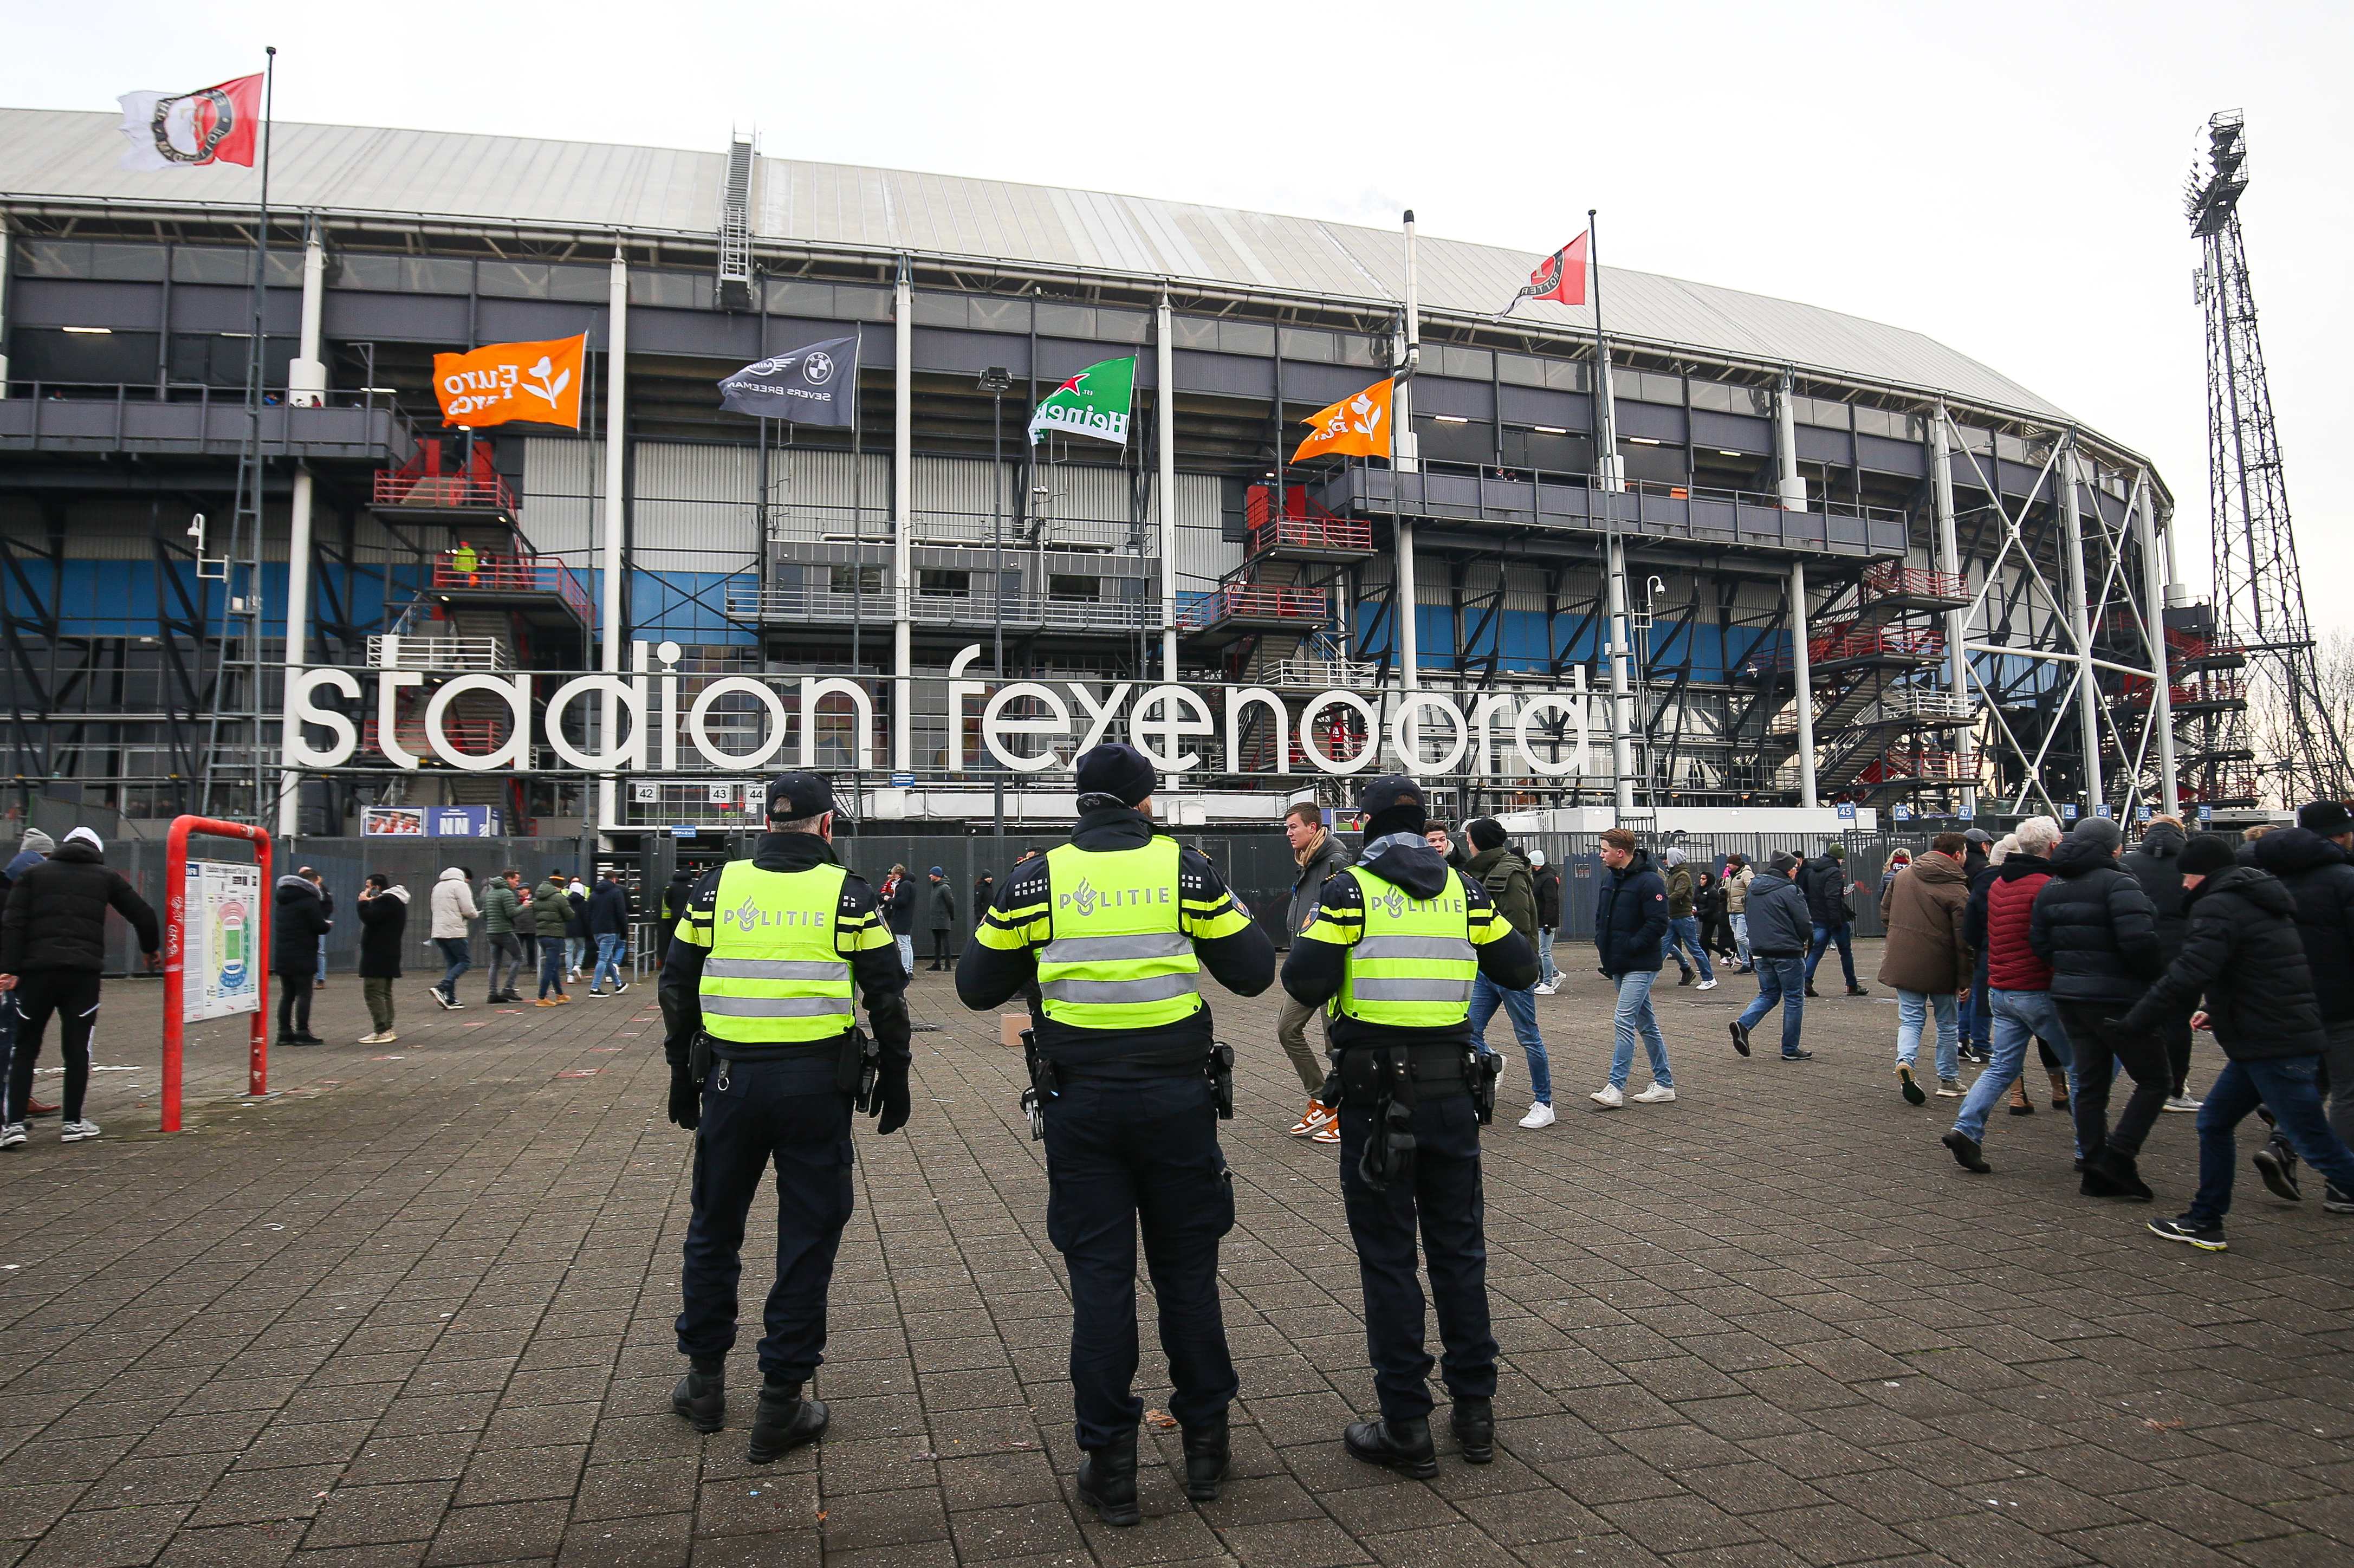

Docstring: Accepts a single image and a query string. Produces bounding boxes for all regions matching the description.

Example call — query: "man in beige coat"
[1878,832,1976,1103]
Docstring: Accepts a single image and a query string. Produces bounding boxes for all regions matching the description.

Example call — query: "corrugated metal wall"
[634,443,758,573]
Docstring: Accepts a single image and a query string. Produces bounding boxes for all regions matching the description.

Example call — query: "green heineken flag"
[1028,356,1136,446]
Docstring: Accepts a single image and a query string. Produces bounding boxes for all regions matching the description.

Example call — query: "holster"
[838,1025,878,1098]
[1208,1041,1235,1120]
[1019,1028,1052,1141]
[689,1032,714,1087]
[1469,1048,1501,1125]
[1356,1046,1419,1193]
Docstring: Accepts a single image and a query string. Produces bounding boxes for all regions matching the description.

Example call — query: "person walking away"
[0,830,60,1120]
[1943,817,2073,1172]
[1695,867,1736,966]
[481,869,526,1003]
[971,872,995,929]
[1956,831,1996,1060]
[1530,850,1564,993]
[1801,844,1868,997]
[1277,801,1353,1143]
[1282,774,1534,1479]
[957,744,1274,1523]
[1722,853,1755,973]
[1461,819,1558,1128]
[925,867,956,970]
[2122,816,2199,1111]
[2249,801,2354,1207]
[1592,828,1676,1107]
[1729,852,1814,1061]
[427,866,478,1010]
[2131,833,2354,1249]
[565,877,591,980]
[355,874,410,1044]
[531,869,575,1006]
[588,873,633,995]
[661,772,914,1459]
[658,863,699,967]
[1879,833,1975,1103]
[0,827,159,1148]
[272,870,332,1048]
[2031,816,2168,1199]
[1659,848,1715,988]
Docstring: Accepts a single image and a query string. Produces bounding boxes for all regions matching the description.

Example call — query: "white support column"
[2058,438,2103,815]
[1774,367,1806,509]
[274,223,329,840]
[599,248,628,834]
[1930,405,1975,814]
[1790,559,1819,808]
[2131,472,2181,815]
[0,213,11,393]
[1395,211,1420,698]
[1606,536,1635,810]
[892,258,913,774]
[1156,292,1179,683]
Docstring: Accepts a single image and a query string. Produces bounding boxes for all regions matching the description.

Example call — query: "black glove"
[867,1058,911,1136]
[667,1062,701,1131]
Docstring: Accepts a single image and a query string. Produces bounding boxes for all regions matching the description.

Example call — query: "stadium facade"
[0,111,2226,841]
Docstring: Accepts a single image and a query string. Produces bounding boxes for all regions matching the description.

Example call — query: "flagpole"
[849,322,864,834]
[1588,208,1636,813]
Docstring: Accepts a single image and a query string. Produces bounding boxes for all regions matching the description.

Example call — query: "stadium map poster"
[180,859,261,1024]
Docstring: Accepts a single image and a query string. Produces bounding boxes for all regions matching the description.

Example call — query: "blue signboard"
[671,825,698,838]
[430,806,501,838]
[1837,803,1857,820]
[2198,805,2214,821]
[1891,805,1911,821]
[2063,805,2079,820]
[2095,805,2113,818]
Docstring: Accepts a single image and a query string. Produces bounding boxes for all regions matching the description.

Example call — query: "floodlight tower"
[2186,111,2351,804]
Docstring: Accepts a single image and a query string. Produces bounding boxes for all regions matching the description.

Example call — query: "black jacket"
[971,876,995,924]
[926,878,956,930]
[2124,865,2326,1059]
[1594,849,1670,975]
[1743,870,1813,958]
[1533,862,1562,928]
[1281,830,1538,1053]
[2250,828,2354,1025]
[659,831,911,1067]
[885,876,917,936]
[0,839,161,974]
[587,879,632,938]
[1799,854,1855,926]
[355,887,411,979]
[2028,836,2164,1007]
[1283,831,1353,948]
[270,876,332,975]
[2120,820,2191,961]
[958,807,1275,1069]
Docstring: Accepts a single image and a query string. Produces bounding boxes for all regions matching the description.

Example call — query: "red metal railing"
[1857,749,1982,784]
[1179,584,1331,630]
[2116,676,2247,709]
[1247,514,1374,557]
[374,469,516,510]
[362,717,508,759]
[2180,772,2260,803]
[1791,623,1946,666]
[431,555,594,626]
[1861,562,1968,601]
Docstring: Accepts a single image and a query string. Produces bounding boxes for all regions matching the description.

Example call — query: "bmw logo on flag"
[802,352,834,385]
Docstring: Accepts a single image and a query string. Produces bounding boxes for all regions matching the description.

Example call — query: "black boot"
[2084,1147,2154,1202]
[671,1359,725,1434]
[1451,1396,1495,1464]
[1075,1427,1140,1526]
[744,1380,828,1463]
[1181,1414,1229,1501]
[1344,1414,1437,1479]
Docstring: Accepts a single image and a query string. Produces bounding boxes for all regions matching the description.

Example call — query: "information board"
[181,859,262,1023]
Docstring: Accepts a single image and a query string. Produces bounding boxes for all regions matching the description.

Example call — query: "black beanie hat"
[2178,833,2239,877]
[1467,817,1507,852]
[1073,743,1157,808]
[2297,800,2353,838]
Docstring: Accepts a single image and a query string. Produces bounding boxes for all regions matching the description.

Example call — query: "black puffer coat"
[2120,820,2190,960]
[2028,835,2163,1006]
[2249,827,2354,1025]
[355,886,410,979]
[271,876,332,975]
[0,839,160,973]
[1799,854,1854,926]
[1594,850,1669,975]
[2123,864,2326,1059]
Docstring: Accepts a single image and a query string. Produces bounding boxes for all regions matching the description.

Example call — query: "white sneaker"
[358,1031,399,1045]
[1695,979,1718,991]
[2164,1095,2203,1113]
[1532,981,1559,996]
[0,1123,25,1151]
[1630,1084,1677,1104]
[1517,1102,1557,1129]
[1590,1084,1625,1109]
[59,1119,101,1143]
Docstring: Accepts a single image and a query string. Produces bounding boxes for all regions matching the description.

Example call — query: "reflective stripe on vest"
[697,859,855,1044]
[1335,865,1477,1027]
[1037,837,1201,1031]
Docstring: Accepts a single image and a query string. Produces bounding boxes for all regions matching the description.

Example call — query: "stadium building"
[0,111,2222,841]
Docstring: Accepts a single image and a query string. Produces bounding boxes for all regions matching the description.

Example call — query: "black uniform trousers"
[676,1053,855,1385]
[1042,1073,1238,1452]
[5,970,102,1124]
[1338,1088,1498,1423]
[2060,1004,2172,1162]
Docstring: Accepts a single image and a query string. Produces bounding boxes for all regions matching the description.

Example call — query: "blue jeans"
[1729,912,1750,969]
[538,943,568,999]
[1470,972,1551,1104]
[1954,989,2076,1143]
[1736,955,1806,1056]
[1896,989,1959,1082]
[316,935,328,986]
[593,932,626,989]
[1665,917,1713,981]
[436,937,471,997]
[1609,969,1672,1091]
[1536,928,1560,986]
[1806,923,1857,989]
[2189,1055,2354,1224]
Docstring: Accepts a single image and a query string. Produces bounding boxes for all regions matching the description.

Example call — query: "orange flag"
[433,334,586,430]
[1292,377,1392,463]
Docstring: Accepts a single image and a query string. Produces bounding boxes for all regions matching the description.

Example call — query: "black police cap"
[1073,743,1157,807]
[764,772,836,820]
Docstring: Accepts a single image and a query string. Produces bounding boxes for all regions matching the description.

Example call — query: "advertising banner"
[180,859,261,1023]
[430,807,503,837]
[433,335,586,430]
[717,335,859,426]
[364,807,501,836]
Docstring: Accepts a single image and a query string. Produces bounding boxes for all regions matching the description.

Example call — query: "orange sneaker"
[1312,1119,1340,1145]
[1289,1099,1334,1138]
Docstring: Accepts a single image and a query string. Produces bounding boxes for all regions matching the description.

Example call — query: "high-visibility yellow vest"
[1036,837,1201,1031]
[1333,865,1478,1028]
[694,860,856,1045]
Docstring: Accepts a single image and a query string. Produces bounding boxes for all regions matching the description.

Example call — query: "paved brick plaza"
[2,943,2351,1568]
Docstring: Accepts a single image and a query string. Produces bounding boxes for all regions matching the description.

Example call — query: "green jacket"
[481,879,523,935]
[1665,864,1695,918]
[531,877,574,939]
[1464,845,1540,942]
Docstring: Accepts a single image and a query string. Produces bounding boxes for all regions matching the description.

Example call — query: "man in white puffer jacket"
[428,866,479,1010]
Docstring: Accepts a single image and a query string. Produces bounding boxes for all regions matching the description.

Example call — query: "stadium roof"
[1,108,2073,423]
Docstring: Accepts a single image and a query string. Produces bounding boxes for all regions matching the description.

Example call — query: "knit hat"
[18,828,53,855]
[1528,849,1545,868]
[1769,851,1800,874]
[1662,846,1687,867]
[1073,743,1157,808]
[928,866,944,877]
[2178,833,2239,877]
[2297,800,2353,838]
[1466,817,1507,852]
[62,826,103,853]
[2072,817,2124,853]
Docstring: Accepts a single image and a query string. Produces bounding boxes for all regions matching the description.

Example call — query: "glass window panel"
[1688,380,1734,413]
[912,291,967,328]
[476,261,548,299]
[1337,333,1384,368]
[1217,320,1275,355]
[1797,396,1850,429]
[1170,315,1218,350]
[1439,344,1492,380]
[765,279,831,316]
[968,296,1031,333]
[1093,307,1149,344]
[16,239,87,277]
[1497,353,1545,387]
[1544,359,1590,392]
[1049,574,1102,600]
[1280,327,1335,362]
[173,246,248,284]
[631,270,710,309]
[918,569,971,597]
[1034,303,1094,338]
[834,284,891,322]
[335,254,402,291]
[87,243,167,281]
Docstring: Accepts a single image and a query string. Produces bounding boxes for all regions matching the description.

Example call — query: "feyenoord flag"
[1501,232,1589,313]
[1028,357,1136,446]
[717,335,859,426]
[118,75,264,171]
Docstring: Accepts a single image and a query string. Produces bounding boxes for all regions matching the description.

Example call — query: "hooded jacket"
[1664,856,1696,918]
[2,828,54,888]
[1966,853,2054,992]
[480,877,523,936]
[1594,848,1670,976]
[0,837,161,974]
[1722,862,1754,914]
[1799,853,1855,926]
[927,877,957,930]
[2119,820,2191,960]
[1743,867,1812,958]
[2249,827,2354,1025]
[563,881,589,938]
[881,873,917,936]
[2123,864,2326,1059]
[429,867,479,940]
[2028,836,2163,1007]
[1284,829,1353,947]
[587,878,633,938]
[270,875,332,975]
[1876,852,1974,994]
[1532,860,1562,928]
[1464,843,1539,941]
[355,885,411,979]
[532,876,575,940]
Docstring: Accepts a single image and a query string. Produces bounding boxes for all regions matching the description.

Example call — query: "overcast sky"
[7,2,2347,631]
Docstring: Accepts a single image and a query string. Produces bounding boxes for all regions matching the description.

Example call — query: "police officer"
[1281,775,1536,1476]
[659,772,912,1463]
[956,743,1275,1525]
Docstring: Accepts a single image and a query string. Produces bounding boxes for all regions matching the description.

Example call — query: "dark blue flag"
[717,334,859,425]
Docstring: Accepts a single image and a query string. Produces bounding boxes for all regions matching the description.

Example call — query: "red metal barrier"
[161,815,272,1132]
[430,554,594,625]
